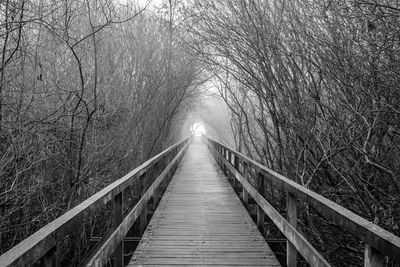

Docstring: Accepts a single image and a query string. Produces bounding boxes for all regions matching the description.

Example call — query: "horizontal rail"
[84,140,190,266]
[206,136,400,266]
[0,137,191,267]
[208,141,330,267]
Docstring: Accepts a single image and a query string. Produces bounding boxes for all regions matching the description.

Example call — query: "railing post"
[164,153,171,189]
[227,151,232,183]
[286,192,297,267]
[152,163,159,210]
[364,244,386,267]
[139,201,148,235]
[222,148,227,175]
[153,186,159,210]
[256,173,265,231]
[41,246,59,267]
[242,162,248,206]
[222,148,228,175]
[233,155,239,189]
[139,173,148,235]
[216,145,220,164]
[113,192,123,267]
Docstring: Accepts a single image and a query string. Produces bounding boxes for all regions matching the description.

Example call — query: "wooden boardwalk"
[129,137,280,266]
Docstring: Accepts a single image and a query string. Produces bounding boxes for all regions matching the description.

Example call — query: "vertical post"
[153,188,159,210]
[227,151,232,182]
[139,201,148,235]
[233,155,239,189]
[160,166,166,194]
[41,246,59,267]
[234,155,239,170]
[153,163,160,210]
[364,244,386,267]
[286,192,297,267]
[256,173,265,230]
[242,188,248,206]
[216,143,220,165]
[113,192,123,267]
[216,145,220,164]
[139,173,148,235]
[222,147,227,175]
[241,162,248,206]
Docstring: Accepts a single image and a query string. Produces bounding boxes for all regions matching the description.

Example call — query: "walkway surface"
[129,137,280,266]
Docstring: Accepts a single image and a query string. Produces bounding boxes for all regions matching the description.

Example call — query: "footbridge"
[1,136,399,267]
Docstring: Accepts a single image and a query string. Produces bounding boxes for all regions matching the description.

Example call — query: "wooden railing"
[0,137,191,267]
[206,136,400,267]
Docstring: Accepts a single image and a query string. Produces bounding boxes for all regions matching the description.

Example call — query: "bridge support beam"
[286,192,297,267]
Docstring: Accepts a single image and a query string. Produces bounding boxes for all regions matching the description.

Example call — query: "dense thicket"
[185,0,400,265]
[0,0,203,258]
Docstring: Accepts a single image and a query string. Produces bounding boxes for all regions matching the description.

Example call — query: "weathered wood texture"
[84,141,190,267]
[0,138,190,267]
[209,142,330,267]
[129,137,280,266]
[206,136,400,266]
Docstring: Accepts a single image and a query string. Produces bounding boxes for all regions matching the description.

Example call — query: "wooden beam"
[242,188,249,206]
[0,138,191,267]
[130,140,281,266]
[256,173,265,230]
[40,246,58,267]
[113,192,123,267]
[83,141,190,267]
[153,187,159,210]
[364,244,386,267]
[233,155,239,189]
[210,144,330,267]
[287,192,297,267]
[206,136,400,264]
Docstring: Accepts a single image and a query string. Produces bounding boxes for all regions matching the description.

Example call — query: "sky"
[190,122,207,136]
[134,0,164,9]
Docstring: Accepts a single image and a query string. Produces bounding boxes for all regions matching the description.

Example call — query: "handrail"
[205,135,400,267]
[0,137,191,267]
[84,139,190,266]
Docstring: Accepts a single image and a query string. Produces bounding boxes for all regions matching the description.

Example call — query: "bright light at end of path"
[190,122,206,136]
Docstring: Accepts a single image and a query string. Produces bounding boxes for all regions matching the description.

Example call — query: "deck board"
[128,137,280,266]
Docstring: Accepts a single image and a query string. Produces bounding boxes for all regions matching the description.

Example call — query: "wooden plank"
[210,143,330,267]
[0,138,190,267]
[83,142,190,267]
[129,137,280,266]
[206,137,400,264]
[286,192,297,267]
